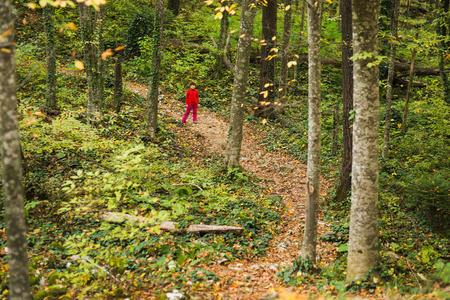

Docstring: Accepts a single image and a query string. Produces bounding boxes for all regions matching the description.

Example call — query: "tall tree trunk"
[347,0,380,281]
[334,0,353,202]
[438,0,450,104]
[302,0,322,263]
[224,0,257,168]
[257,0,277,106]
[278,0,293,107]
[94,5,105,112]
[0,1,31,298]
[332,103,339,156]
[293,0,306,82]
[79,3,100,120]
[43,5,57,110]
[400,33,418,136]
[114,56,123,112]
[168,0,180,16]
[145,0,165,138]
[214,4,229,79]
[382,0,400,158]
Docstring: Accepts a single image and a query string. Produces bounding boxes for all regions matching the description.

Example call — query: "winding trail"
[125,82,334,299]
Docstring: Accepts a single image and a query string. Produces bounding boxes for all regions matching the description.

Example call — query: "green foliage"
[276,257,316,286]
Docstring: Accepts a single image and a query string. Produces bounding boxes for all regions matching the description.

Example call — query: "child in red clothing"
[182,82,199,124]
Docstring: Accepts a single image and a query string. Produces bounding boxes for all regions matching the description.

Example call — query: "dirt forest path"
[125,82,334,299]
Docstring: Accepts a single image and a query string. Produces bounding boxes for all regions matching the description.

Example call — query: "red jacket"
[186,89,199,105]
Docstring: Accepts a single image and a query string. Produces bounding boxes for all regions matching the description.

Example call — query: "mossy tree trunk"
[43,4,57,110]
[347,0,380,281]
[0,1,31,298]
[224,0,257,168]
[334,0,353,202]
[382,0,399,158]
[301,0,322,263]
[79,2,103,120]
[145,0,165,139]
[278,0,292,108]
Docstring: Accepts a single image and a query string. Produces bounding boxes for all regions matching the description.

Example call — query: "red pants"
[182,104,197,122]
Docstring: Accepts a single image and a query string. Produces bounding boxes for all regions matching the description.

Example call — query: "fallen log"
[102,213,244,234]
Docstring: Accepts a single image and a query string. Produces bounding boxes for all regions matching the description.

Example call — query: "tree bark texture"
[347,0,380,281]
[145,0,165,139]
[334,0,353,203]
[258,0,277,103]
[278,0,292,105]
[400,33,418,136]
[94,5,105,111]
[79,3,101,119]
[0,1,31,298]
[438,0,450,104]
[302,0,322,263]
[382,0,399,158]
[214,5,229,79]
[224,0,257,168]
[43,5,57,110]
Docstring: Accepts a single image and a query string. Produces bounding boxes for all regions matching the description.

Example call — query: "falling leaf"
[264,83,271,88]
[287,61,297,68]
[285,5,291,11]
[205,0,214,5]
[26,3,38,9]
[75,60,84,70]
[215,12,223,19]
[101,49,114,60]
[34,111,47,117]
[326,0,332,3]
[0,28,13,41]
[239,33,246,38]
[115,46,125,52]
[271,36,276,41]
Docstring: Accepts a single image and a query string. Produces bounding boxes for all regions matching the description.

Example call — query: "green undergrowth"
[0,73,283,298]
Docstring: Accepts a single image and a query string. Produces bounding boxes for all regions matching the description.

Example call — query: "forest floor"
[123,82,364,300]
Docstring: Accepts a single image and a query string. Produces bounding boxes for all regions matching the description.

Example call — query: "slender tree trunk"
[94,5,105,113]
[224,0,257,168]
[302,0,322,263]
[214,4,229,79]
[145,0,165,138]
[438,0,450,104]
[347,0,380,281]
[43,5,57,110]
[257,0,277,105]
[382,0,400,158]
[79,3,100,120]
[114,57,123,112]
[278,0,293,107]
[400,33,418,135]
[293,0,306,82]
[0,1,31,298]
[334,0,353,202]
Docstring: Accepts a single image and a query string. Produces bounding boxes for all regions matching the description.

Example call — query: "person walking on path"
[182,82,199,124]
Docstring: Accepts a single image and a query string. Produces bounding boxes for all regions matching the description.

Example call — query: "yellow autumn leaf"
[262,119,267,125]
[271,36,276,41]
[0,28,13,40]
[205,0,214,5]
[230,30,236,34]
[239,33,246,38]
[67,22,78,31]
[75,60,84,70]
[264,83,271,88]
[39,0,48,7]
[326,0,332,3]
[101,49,114,60]
[34,111,47,117]
[287,61,297,68]
[215,11,223,19]
[26,3,38,9]
[285,5,291,10]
